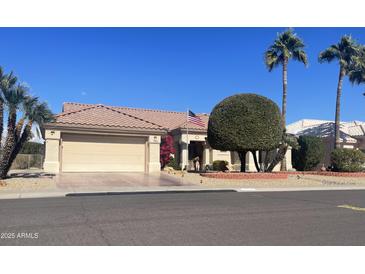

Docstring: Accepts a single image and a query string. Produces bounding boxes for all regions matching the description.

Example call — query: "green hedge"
[212,160,228,171]
[292,136,325,171]
[331,149,365,172]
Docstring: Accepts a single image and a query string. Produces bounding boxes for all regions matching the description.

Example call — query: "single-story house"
[43,102,292,173]
[286,119,365,167]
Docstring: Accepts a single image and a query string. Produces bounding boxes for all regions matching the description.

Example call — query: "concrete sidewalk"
[3,183,365,200]
[2,169,365,199]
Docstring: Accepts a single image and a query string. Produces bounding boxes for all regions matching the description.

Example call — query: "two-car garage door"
[61,133,146,172]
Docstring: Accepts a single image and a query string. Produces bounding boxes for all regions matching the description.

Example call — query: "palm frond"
[348,46,365,85]
[265,49,280,71]
[292,49,308,66]
[318,46,340,63]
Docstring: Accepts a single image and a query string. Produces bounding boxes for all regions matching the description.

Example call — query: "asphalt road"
[1,190,365,245]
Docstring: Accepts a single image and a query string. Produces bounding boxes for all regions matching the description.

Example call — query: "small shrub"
[331,149,365,172]
[212,160,228,171]
[292,136,325,171]
[167,156,181,170]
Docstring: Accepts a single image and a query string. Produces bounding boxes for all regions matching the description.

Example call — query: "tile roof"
[287,119,365,143]
[53,104,166,131]
[59,102,209,131]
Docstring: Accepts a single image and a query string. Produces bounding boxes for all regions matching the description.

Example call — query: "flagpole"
[186,109,189,171]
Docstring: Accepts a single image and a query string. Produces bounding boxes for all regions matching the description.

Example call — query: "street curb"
[236,186,365,192]
[66,189,237,197]
[0,192,68,200]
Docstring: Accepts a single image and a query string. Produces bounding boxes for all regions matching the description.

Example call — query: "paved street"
[1,190,365,245]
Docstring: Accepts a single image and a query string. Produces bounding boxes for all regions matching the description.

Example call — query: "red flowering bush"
[160,135,176,169]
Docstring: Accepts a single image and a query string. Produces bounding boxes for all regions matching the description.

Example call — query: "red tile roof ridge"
[62,102,208,116]
[101,105,166,129]
[56,104,101,118]
[57,104,166,129]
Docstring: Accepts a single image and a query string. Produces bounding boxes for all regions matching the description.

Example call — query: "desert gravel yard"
[164,171,365,188]
[0,170,56,193]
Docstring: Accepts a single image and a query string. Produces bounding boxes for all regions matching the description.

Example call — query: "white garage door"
[61,133,146,172]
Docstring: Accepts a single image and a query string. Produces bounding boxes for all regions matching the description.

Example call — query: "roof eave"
[44,123,168,135]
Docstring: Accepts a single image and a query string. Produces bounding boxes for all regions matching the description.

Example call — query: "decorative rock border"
[288,171,365,177]
[200,171,365,179]
[200,172,288,180]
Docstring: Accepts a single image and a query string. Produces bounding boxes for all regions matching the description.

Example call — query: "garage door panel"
[61,134,146,172]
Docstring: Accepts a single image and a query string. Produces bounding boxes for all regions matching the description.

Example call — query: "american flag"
[188,110,205,127]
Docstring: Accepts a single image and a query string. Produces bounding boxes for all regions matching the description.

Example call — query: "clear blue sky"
[0,27,364,124]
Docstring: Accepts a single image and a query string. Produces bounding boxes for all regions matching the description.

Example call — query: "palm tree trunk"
[0,109,17,179]
[15,117,25,141]
[0,100,3,149]
[334,67,345,149]
[4,122,33,177]
[268,144,288,172]
[280,58,288,171]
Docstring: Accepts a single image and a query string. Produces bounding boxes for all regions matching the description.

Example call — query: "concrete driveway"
[56,172,194,190]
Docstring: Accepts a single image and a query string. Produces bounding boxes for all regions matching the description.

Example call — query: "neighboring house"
[43,102,292,173]
[2,123,44,144]
[287,119,365,167]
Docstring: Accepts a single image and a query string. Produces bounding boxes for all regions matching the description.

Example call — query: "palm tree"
[0,67,5,148]
[319,35,361,149]
[0,71,18,149]
[4,101,53,177]
[0,84,28,178]
[265,28,308,170]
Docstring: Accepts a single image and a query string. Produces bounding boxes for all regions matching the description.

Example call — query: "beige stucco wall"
[147,135,161,172]
[211,149,231,164]
[43,129,161,173]
[43,130,61,173]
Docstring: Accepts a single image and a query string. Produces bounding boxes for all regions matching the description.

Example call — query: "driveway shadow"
[8,171,55,179]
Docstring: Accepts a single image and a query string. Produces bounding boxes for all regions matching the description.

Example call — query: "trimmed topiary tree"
[207,93,283,172]
[331,148,365,172]
[292,136,325,171]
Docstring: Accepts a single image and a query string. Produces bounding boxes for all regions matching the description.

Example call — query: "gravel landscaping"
[0,170,56,193]
[164,170,365,188]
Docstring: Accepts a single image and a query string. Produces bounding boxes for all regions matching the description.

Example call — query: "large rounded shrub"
[207,93,283,171]
[331,149,365,172]
[292,135,325,171]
